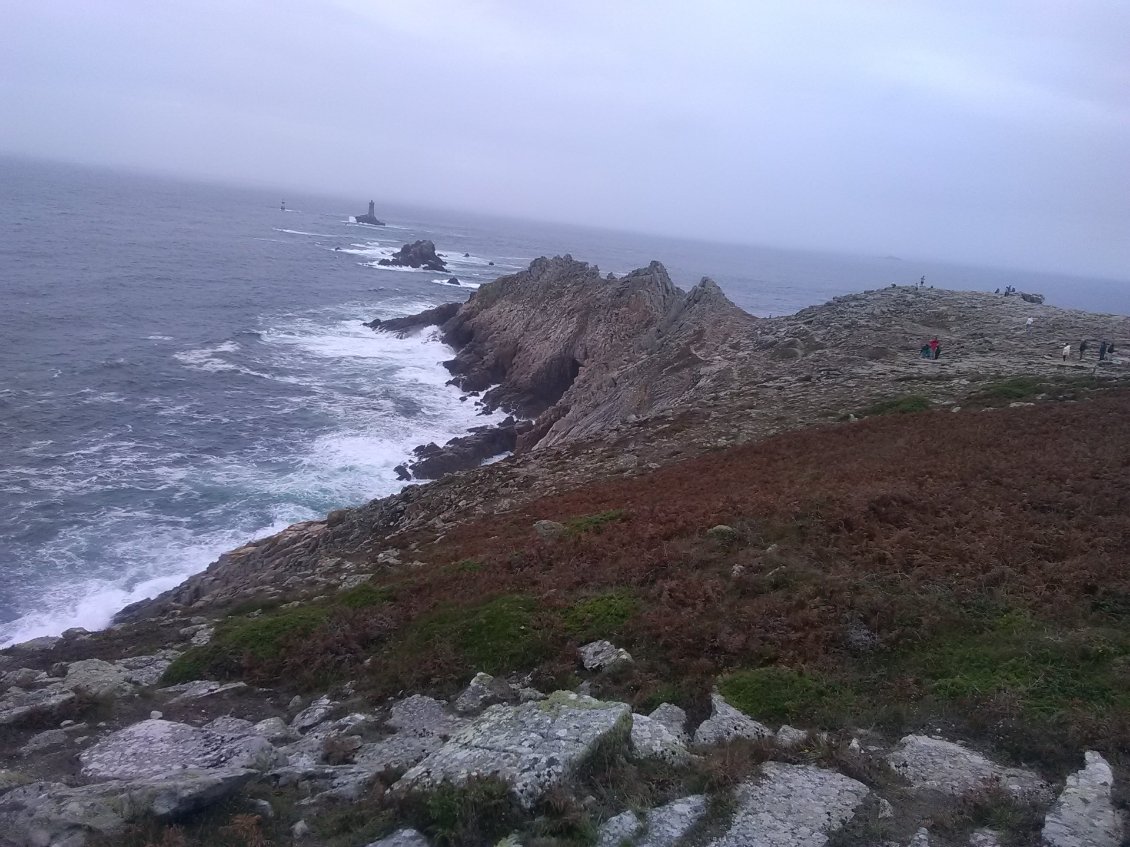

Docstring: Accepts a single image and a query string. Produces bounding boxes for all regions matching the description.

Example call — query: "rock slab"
[1041,751,1123,847]
[692,692,771,745]
[397,691,630,807]
[708,762,869,846]
[886,735,1049,801]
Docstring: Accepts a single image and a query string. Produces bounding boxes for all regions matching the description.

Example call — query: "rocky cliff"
[371,256,757,469]
[3,262,1129,847]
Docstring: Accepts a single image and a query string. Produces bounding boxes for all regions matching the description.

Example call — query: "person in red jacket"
[928,337,939,360]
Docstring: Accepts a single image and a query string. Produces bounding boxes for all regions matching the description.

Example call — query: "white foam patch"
[0,516,298,646]
[273,228,340,237]
[432,278,481,289]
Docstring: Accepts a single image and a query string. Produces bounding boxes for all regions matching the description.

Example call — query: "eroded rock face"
[79,719,284,779]
[1041,751,1123,847]
[692,692,771,745]
[886,735,1049,801]
[396,691,631,807]
[579,640,633,671]
[708,762,869,846]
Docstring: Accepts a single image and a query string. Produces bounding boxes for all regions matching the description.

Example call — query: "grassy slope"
[166,389,1130,772]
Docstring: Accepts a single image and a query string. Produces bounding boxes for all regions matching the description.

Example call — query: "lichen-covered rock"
[453,672,516,715]
[598,810,642,846]
[907,828,931,847]
[579,640,633,671]
[21,728,68,756]
[62,659,135,699]
[886,735,1050,801]
[647,703,688,741]
[1041,751,1123,847]
[397,691,631,807]
[707,762,869,846]
[79,719,284,779]
[113,650,181,686]
[365,830,431,847]
[0,770,254,846]
[387,694,465,738]
[692,693,771,745]
[291,694,336,732]
[630,713,690,765]
[969,829,1002,847]
[533,520,567,541]
[161,679,249,702]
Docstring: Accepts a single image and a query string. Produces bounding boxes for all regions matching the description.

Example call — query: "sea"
[2,156,1127,646]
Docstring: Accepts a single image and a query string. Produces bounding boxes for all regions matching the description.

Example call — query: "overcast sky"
[2,1,1127,278]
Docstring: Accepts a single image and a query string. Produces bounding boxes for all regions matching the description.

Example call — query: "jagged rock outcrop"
[378,240,446,272]
[693,692,771,745]
[1041,751,1123,847]
[371,256,757,452]
[406,417,530,480]
[886,735,1050,801]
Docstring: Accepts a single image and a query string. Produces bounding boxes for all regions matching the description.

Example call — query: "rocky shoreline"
[3,257,1129,846]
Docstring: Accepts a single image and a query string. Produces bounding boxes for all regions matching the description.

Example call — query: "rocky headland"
[2,257,1129,847]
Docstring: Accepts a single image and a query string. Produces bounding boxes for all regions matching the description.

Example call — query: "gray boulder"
[1041,751,1123,847]
[598,795,708,847]
[387,694,464,738]
[533,520,567,541]
[79,719,284,779]
[0,686,76,726]
[453,671,516,715]
[630,713,691,765]
[647,703,688,741]
[0,770,254,846]
[397,691,631,807]
[707,762,869,846]
[291,694,336,732]
[63,659,135,699]
[692,693,771,745]
[579,640,633,671]
[886,735,1050,801]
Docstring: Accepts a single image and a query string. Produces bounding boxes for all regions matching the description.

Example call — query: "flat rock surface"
[886,735,1049,801]
[397,691,630,807]
[79,719,283,779]
[708,762,869,846]
[1041,751,1123,847]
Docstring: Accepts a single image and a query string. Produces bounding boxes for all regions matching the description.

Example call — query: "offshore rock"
[886,735,1050,801]
[355,200,385,226]
[406,418,527,479]
[367,301,461,336]
[396,691,630,808]
[708,762,869,846]
[1041,751,1123,847]
[79,719,284,779]
[378,240,446,272]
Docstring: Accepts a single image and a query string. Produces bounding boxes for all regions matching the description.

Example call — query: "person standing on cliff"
[1025,317,1034,334]
[1079,340,1088,360]
[928,337,939,359]
[1099,340,1108,360]
[1062,343,1071,362]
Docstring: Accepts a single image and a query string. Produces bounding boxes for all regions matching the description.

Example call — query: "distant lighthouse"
[280,199,286,212]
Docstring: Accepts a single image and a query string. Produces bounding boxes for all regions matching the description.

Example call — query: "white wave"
[0,516,298,647]
[273,228,340,238]
[431,278,480,289]
[145,334,174,341]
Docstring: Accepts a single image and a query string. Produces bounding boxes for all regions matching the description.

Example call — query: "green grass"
[161,606,331,685]
[403,594,553,676]
[719,666,851,726]
[971,375,1047,402]
[857,394,931,417]
[566,509,626,535]
[900,614,1130,718]
[563,590,639,641]
[402,777,522,847]
[337,582,394,609]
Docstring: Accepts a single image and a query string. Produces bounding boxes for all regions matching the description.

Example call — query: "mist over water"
[1,157,1126,645]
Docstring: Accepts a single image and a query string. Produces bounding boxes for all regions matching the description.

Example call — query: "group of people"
[1074,339,1116,360]
[919,337,941,360]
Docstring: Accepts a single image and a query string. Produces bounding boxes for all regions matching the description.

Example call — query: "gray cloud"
[2,1,1127,278]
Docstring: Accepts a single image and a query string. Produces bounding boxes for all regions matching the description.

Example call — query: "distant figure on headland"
[1099,340,1108,360]
[1025,317,1034,334]
[919,343,931,359]
[1079,340,1088,360]
[929,337,939,360]
[1062,343,1070,362]
[919,275,926,288]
